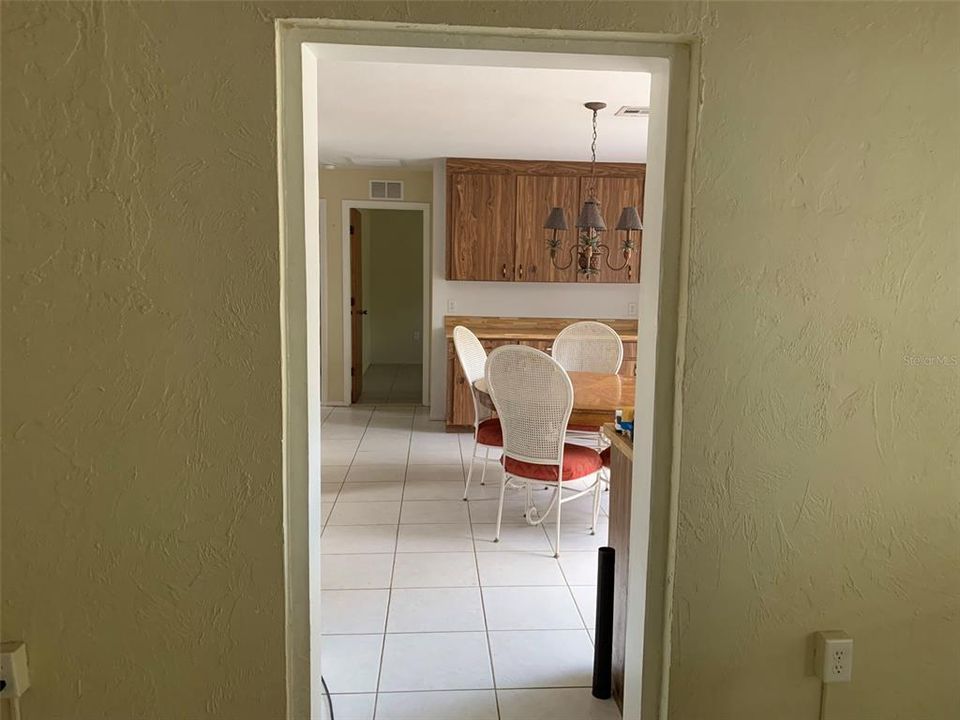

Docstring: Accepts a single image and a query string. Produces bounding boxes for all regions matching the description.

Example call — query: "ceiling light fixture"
[544,102,643,278]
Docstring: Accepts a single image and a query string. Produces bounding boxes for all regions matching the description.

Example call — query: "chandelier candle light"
[545,101,643,279]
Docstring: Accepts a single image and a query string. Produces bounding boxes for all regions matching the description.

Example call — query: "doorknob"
[359,309,369,315]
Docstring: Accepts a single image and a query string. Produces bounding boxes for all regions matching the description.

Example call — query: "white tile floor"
[320,404,619,720]
[358,364,423,404]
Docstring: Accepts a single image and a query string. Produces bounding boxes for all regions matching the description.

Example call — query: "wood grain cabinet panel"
[448,172,516,281]
[446,158,644,284]
[515,175,579,283]
[450,355,475,427]
[578,175,645,284]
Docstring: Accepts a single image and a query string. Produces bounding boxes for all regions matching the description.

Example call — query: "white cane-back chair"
[452,326,503,500]
[552,321,624,446]
[485,345,603,557]
[551,321,624,374]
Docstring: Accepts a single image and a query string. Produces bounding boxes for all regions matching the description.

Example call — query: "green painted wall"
[362,209,424,366]
[2,2,956,719]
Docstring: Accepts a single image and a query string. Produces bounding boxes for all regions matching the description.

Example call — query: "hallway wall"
[360,209,424,365]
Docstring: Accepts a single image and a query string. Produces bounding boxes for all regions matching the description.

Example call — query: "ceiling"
[316,60,651,167]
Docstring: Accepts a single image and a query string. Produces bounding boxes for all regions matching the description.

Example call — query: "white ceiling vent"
[614,106,650,117]
[370,180,404,201]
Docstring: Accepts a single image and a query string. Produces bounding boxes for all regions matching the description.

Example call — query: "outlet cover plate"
[814,630,853,683]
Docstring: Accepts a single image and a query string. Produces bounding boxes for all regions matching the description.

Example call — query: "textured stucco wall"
[1,3,289,719]
[3,2,958,720]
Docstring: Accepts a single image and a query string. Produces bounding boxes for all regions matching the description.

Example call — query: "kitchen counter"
[444,315,638,342]
[602,423,633,460]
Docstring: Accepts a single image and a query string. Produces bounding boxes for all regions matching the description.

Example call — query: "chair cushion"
[476,418,503,447]
[503,443,602,482]
[567,423,601,432]
[600,447,611,467]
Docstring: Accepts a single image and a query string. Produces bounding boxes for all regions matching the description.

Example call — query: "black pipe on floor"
[593,546,615,699]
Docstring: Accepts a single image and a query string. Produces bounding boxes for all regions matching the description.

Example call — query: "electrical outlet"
[446,299,456,313]
[627,302,638,316]
[0,641,30,697]
[814,631,853,683]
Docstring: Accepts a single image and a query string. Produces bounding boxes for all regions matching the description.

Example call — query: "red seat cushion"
[567,423,601,432]
[476,418,503,447]
[503,443,602,482]
[600,447,611,467]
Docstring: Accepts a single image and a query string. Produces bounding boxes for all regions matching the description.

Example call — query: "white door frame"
[277,19,697,720]
[318,199,328,403]
[340,200,432,406]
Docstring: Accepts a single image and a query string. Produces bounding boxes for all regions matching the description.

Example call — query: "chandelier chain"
[589,108,598,197]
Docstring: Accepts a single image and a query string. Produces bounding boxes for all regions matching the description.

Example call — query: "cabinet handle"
[502,263,507,279]
[531,264,537,274]
[518,265,524,279]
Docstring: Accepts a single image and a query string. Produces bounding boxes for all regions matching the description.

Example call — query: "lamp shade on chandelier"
[544,101,643,278]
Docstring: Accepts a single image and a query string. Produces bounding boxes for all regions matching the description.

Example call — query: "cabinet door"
[578,175,645,283]
[448,173,516,281]
[451,356,476,427]
[515,175,579,283]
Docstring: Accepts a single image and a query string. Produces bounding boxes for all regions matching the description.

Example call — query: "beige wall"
[2,3,957,720]
[0,3,288,719]
[362,209,424,366]
[319,167,432,400]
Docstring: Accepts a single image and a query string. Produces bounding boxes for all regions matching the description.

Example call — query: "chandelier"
[544,102,643,278]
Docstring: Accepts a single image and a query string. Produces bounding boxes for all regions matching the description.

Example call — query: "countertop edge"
[602,423,634,461]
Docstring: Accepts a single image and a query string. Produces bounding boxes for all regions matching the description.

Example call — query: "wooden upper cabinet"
[515,175,579,283]
[446,158,644,283]
[578,174,645,284]
[447,172,516,281]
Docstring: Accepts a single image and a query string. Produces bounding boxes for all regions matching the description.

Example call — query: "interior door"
[350,208,364,403]
[578,175,645,283]
[447,172,516,281]
[515,175,579,283]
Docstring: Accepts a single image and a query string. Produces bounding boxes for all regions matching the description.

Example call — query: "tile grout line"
[372,403,417,717]
[465,432,504,720]
[326,405,377,525]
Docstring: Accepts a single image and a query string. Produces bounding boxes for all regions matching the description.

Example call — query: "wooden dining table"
[473,371,635,428]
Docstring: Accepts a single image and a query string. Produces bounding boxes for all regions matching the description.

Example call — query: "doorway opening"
[340,201,431,406]
[278,19,694,720]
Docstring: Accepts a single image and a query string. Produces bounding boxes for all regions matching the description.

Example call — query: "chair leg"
[480,446,490,486]
[463,439,479,501]
[494,473,508,543]
[554,483,562,559]
[591,474,602,535]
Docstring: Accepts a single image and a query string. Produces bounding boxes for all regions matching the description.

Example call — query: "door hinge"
[351,367,355,376]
